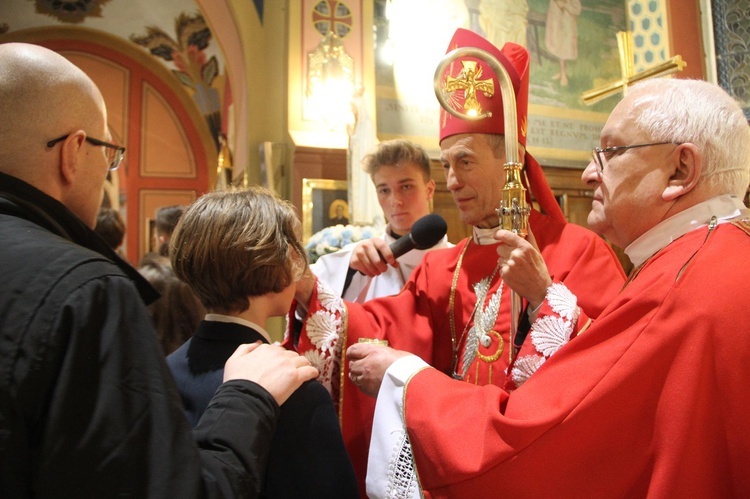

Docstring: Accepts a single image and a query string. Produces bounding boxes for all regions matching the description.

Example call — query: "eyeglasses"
[592,141,681,177]
[47,134,126,171]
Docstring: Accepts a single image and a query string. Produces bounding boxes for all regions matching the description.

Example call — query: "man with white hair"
[0,42,318,497]
[349,77,750,497]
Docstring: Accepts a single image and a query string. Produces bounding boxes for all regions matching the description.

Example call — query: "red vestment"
[405,220,750,497]
[285,210,625,495]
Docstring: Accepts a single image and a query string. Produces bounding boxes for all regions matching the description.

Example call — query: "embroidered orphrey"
[459,278,504,379]
[302,280,346,395]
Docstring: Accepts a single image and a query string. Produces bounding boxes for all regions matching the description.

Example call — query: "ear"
[58,131,87,185]
[425,178,436,200]
[662,143,702,202]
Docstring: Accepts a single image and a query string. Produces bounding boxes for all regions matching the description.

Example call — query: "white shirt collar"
[204,313,272,343]
[625,195,748,267]
[383,226,399,245]
[473,225,500,245]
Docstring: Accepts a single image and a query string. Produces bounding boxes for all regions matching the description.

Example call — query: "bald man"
[0,43,318,497]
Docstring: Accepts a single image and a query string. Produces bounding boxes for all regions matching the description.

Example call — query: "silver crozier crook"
[434,47,529,362]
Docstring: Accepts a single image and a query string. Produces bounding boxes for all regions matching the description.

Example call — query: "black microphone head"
[410,214,448,249]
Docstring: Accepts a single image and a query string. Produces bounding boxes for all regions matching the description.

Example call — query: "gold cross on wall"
[581,31,687,105]
[446,60,495,116]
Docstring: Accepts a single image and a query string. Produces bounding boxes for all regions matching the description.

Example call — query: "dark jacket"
[0,171,279,498]
[168,321,359,499]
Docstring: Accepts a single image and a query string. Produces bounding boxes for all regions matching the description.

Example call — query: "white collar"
[473,225,500,245]
[204,313,272,343]
[383,226,400,245]
[625,195,748,267]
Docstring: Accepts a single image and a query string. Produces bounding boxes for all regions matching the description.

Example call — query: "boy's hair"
[170,187,307,314]
[362,139,431,182]
[94,207,125,250]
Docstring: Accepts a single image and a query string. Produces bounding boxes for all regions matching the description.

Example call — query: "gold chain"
[448,241,470,375]
[448,239,503,379]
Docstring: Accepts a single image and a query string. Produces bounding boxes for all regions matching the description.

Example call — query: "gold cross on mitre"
[445,60,495,117]
[581,31,686,105]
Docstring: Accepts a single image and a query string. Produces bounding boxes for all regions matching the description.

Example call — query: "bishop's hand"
[346,343,410,397]
[494,227,551,310]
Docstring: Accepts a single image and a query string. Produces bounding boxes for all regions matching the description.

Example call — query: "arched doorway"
[4,28,216,265]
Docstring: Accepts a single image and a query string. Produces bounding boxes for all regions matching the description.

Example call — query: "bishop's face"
[440,133,504,229]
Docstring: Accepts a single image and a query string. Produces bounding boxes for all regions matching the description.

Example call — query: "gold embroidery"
[445,60,494,115]
[476,330,504,362]
[338,305,348,425]
[449,240,504,379]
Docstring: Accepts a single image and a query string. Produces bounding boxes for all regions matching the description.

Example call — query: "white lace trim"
[511,354,546,387]
[385,431,418,499]
[318,283,345,312]
[513,283,580,388]
[547,282,578,322]
[307,310,341,353]
[307,279,346,396]
[530,315,572,357]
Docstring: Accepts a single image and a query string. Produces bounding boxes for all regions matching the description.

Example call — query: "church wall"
[231,0,289,184]
[666,0,705,80]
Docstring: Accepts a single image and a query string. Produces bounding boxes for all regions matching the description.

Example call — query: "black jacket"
[0,172,279,498]
[168,321,359,498]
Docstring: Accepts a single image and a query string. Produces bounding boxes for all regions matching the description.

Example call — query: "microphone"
[346,213,448,286]
[389,214,448,259]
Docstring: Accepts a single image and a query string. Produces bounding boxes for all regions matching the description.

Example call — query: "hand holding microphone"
[388,213,448,258]
[350,214,448,276]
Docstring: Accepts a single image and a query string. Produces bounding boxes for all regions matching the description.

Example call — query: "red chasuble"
[404,221,750,497]
[284,209,625,495]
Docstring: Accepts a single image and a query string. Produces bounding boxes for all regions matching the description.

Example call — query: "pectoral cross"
[446,60,495,116]
[582,31,686,105]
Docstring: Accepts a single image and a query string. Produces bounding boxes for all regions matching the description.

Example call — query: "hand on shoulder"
[224,342,319,406]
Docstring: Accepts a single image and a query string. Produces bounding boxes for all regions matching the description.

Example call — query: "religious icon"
[328,199,350,226]
[301,178,349,240]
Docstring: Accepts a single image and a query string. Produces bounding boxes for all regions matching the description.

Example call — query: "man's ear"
[59,131,86,185]
[425,178,436,200]
[662,143,702,201]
